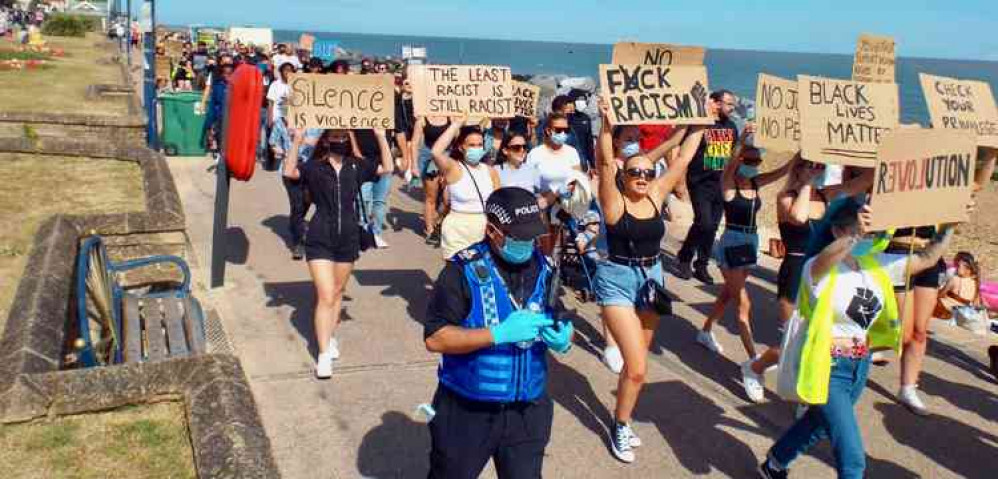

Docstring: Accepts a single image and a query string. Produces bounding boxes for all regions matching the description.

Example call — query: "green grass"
[0,402,196,479]
[0,50,50,61]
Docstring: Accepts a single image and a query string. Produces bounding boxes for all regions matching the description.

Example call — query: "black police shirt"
[424,248,543,340]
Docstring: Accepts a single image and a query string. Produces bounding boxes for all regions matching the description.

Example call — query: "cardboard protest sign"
[299,33,315,52]
[870,128,976,230]
[408,65,514,118]
[164,40,184,59]
[798,75,898,166]
[287,73,395,130]
[512,81,540,118]
[852,34,896,84]
[155,56,171,81]
[755,73,800,152]
[611,42,705,66]
[919,73,998,149]
[312,40,338,61]
[598,64,712,126]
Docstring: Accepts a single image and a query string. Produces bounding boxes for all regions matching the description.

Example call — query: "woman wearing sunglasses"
[740,160,873,402]
[495,131,537,191]
[595,100,707,464]
[694,131,793,380]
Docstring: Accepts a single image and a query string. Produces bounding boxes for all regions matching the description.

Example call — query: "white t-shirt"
[272,54,302,70]
[525,144,581,193]
[497,163,538,192]
[266,80,290,122]
[802,253,909,339]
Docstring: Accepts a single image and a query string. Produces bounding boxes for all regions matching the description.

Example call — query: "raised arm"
[825,167,874,198]
[755,151,796,188]
[349,130,362,158]
[650,126,707,205]
[596,99,622,221]
[975,147,996,192]
[787,184,814,226]
[907,227,955,275]
[282,129,304,180]
[645,126,689,163]
[411,116,425,166]
[373,129,393,176]
[431,116,466,176]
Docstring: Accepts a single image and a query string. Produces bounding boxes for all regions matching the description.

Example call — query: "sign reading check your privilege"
[599,64,713,126]
[755,74,800,152]
[852,34,896,84]
[611,42,706,66]
[798,75,898,166]
[870,128,976,231]
[286,73,396,130]
[409,65,513,118]
[919,73,998,149]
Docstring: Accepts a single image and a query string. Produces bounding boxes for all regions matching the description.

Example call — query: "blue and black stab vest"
[438,243,553,403]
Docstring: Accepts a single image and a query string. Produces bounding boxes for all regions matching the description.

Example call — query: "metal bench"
[74,235,206,367]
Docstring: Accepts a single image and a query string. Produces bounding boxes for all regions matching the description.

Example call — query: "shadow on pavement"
[918,371,998,423]
[261,214,294,249]
[352,269,434,325]
[262,281,355,358]
[927,339,997,385]
[874,402,998,477]
[356,411,430,479]
[685,276,785,350]
[388,206,426,236]
[547,356,613,450]
[224,226,250,265]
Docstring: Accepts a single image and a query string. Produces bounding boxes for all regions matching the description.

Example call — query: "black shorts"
[887,254,945,291]
[777,254,806,301]
[305,235,360,263]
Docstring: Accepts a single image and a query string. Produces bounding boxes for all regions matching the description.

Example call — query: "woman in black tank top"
[411,116,452,244]
[594,98,709,464]
[742,158,875,401]
[695,140,792,397]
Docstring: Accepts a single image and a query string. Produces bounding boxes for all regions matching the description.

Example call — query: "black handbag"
[722,177,759,268]
[622,197,672,316]
[354,161,377,252]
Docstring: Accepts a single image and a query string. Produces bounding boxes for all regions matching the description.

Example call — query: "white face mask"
[574,99,587,112]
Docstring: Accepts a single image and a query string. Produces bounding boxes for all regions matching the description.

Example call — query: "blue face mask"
[621,141,641,158]
[500,237,534,264]
[464,147,486,165]
[550,132,569,146]
[738,164,760,178]
[851,237,875,257]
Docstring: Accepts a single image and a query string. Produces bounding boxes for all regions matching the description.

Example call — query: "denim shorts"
[418,146,440,178]
[711,229,759,270]
[594,259,664,308]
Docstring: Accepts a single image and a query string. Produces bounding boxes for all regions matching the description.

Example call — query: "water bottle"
[516,303,543,349]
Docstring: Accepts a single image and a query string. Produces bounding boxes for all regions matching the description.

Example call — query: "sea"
[273,29,998,126]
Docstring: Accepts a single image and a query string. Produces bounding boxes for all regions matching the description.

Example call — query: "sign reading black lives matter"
[599,64,713,126]
[919,73,998,149]
[798,75,898,167]
[408,65,513,118]
[287,73,395,130]
[870,128,976,231]
[755,73,800,152]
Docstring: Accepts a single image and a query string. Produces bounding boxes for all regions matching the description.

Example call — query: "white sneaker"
[628,425,642,448]
[403,169,413,184]
[604,345,624,374]
[741,359,765,403]
[328,337,340,360]
[374,235,389,249]
[899,385,929,416]
[315,352,334,379]
[696,330,724,354]
[609,421,635,463]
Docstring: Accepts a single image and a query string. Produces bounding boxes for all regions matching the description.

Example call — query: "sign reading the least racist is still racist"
[798,75,899,166]
[852,34,896,84]
[919,73,998,149]
[611,42,706,66]
[408,65,514,118]
[286,73,395,130]
[598,64,713,126]
[870,128,976,231]
[512,81,541,119]
[755,73,800,152]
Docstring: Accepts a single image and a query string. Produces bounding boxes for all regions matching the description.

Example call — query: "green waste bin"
[159,91,207,156]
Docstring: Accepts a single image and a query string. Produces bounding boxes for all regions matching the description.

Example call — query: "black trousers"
[428,386,553,479]
[282,177,311,247]
[677,179,724,268]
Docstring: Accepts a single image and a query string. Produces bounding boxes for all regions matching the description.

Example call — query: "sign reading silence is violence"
[869,128,976,231]
[798,75,899,166]
[286,73,396,130]
[919,73,998,149]
[408,65,514,118]
[598,64,713,125]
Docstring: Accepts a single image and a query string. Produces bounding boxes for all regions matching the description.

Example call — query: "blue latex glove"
[489,311,553,345]
[540,320,574,354]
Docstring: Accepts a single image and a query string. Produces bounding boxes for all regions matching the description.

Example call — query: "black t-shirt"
[301,157,380,241]
[686,117,739,185]
[353,129,381,160]
[424,247,543,339]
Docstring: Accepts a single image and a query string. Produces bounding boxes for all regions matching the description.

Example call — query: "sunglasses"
[625,168,656,180]
[804,161,826,170]
[549,127,570,134]
[506,144,526,152]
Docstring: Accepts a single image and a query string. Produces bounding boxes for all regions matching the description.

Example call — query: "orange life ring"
[224,64,263,181]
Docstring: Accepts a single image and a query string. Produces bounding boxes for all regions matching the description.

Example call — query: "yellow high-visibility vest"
[795,254,900,404]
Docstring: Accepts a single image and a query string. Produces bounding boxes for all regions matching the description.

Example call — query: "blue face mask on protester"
[500,237,534,264]
[622,141,641,158]
[464,147,486,165]
[851,237,875,257]
[738,164,760,178]
[550,132,569,146]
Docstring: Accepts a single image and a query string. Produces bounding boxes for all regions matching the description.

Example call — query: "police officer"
[424,186,574,478]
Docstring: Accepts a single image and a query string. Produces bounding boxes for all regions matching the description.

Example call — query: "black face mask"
[328,141,351,156]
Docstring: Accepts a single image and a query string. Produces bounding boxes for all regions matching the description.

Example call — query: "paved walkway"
[169,158,997,478]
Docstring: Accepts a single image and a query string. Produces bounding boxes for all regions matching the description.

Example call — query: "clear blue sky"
[151,0,997,61]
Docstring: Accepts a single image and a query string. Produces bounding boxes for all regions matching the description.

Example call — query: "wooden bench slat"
[183,297,207,355]
[144,298,169,361]
[163,298,189,357]
[122,296,143,363]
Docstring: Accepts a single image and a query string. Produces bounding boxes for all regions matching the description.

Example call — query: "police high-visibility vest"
[795,254,900,404]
